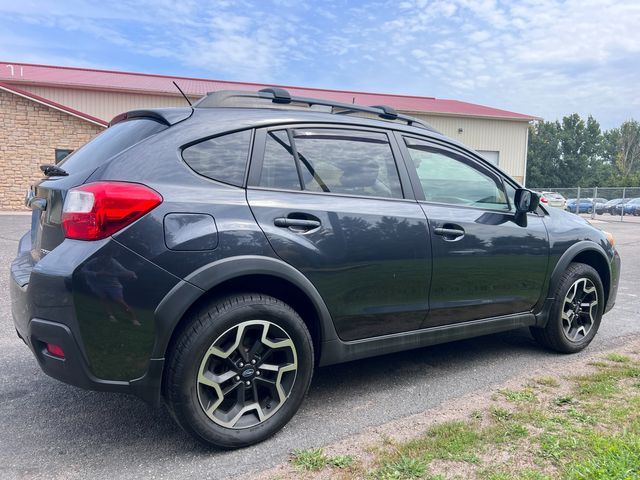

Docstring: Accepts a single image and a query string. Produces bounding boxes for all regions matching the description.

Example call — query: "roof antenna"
[172,81,193,109]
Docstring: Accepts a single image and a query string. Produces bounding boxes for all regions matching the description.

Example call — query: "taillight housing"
[62,182,162,240]
[540,196,548,204]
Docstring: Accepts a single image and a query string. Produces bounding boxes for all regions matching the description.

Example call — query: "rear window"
[182,130,252,187]
[59,119,166,173]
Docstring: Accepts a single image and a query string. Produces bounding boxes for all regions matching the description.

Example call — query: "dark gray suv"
[11,88,620,447]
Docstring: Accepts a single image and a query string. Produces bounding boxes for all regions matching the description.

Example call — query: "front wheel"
[531,263,604,353]
[164,293,314,448]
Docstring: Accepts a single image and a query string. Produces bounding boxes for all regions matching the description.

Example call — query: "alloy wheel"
[196,320,298,429]
[561,278,598,342]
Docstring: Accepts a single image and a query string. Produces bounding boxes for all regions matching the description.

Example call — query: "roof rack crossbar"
[193,88,436,131]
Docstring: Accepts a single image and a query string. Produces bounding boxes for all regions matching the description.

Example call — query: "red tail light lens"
[62,182,162,240]
[540,196,548,203]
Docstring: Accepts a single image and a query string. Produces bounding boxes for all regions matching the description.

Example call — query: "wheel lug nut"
[238,362,244,367]
[245,381,251,386]
[251,359,256,365]
[256,370,261,376]
[235,375,240,381]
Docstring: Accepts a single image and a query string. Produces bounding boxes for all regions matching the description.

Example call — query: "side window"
[257,128,403,199]
[292,129,403,199]
[258,130,300,190]
[182,130,251,187]
[404,137,509,210]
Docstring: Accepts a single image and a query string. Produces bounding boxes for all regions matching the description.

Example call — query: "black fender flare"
[150,255,338,360]
[534,240,611,325]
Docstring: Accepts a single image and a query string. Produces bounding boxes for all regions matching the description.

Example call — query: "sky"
[0,0,638,128]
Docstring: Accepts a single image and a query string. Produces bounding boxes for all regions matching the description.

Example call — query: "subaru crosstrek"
[11,88,620,448]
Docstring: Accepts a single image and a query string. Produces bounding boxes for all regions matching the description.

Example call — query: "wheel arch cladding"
[551,243,611,306]
[154,255,337,364]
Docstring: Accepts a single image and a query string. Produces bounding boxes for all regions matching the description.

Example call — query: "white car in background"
[540,191,566,208]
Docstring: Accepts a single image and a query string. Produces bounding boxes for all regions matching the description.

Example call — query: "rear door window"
[257,127,403,199]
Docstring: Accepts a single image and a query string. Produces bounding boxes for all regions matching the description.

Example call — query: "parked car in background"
[541,191,566,208]
[565,198,607,214]
[597,198,629,215]
[614,198,640,216]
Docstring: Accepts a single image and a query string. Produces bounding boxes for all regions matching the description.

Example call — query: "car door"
[397,134,549,328]
[246,125,431,341]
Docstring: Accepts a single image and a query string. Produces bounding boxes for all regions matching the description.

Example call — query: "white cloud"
[0,0,637,126]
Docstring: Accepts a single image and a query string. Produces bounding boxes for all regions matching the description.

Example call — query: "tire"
[530,263,604,353]
[164,293,314,448]
[587,207,593,214]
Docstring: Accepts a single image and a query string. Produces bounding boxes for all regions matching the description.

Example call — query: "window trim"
[248,123,416,201]
[397,133,512,212]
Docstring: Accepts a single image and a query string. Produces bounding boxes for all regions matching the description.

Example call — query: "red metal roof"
[0,81,107,126]
[0,61,537,121]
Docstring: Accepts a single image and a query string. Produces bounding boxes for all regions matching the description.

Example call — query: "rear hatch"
[26,118,168,265]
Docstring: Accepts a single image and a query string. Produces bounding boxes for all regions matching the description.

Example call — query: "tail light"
[540,196,548,204]
[62,182,162,240]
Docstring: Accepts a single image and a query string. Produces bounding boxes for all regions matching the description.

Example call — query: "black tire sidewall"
[548,264,604,353]
[167,295,314,448]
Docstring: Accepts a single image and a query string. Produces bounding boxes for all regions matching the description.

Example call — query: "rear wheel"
[164,293,314,448]
[531,263,604,353]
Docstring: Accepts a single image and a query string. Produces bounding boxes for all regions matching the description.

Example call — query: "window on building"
[182,130,252,187]
[55,149,73,163]
[477,150,500,166]
[404,138,509,210]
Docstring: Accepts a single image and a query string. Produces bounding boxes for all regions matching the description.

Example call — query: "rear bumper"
[10,232,176,405]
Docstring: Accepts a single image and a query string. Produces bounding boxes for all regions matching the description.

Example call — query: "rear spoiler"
[109,108,193,127]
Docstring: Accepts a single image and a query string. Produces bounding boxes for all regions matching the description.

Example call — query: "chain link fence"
[530,187,640,222]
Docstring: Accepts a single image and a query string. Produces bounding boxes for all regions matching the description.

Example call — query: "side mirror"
[514,188,540,213]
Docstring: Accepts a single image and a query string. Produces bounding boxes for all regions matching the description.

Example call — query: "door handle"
[274,217,321,230]
[434,224,465,240]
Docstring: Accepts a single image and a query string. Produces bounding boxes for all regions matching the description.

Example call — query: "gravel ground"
[0,214,638,480]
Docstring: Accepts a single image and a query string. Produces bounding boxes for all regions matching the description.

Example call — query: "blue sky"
[0,0,638,128]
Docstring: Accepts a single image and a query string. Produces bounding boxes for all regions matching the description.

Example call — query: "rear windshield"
[58,119,166,174]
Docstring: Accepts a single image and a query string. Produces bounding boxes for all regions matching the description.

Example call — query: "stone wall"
[0,90,104,210]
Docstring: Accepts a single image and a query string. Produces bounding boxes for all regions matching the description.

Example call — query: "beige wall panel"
[19,86,196,123]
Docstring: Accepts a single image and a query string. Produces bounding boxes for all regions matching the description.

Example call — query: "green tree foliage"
[526,115,640,188]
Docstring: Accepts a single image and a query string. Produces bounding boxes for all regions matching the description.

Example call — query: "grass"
[285,350,640,479]
[291,448,355,472]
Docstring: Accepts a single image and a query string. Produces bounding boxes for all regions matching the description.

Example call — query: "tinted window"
[291,129,402,199]
[183,130,251,186]
[259,130,300,190]
[405,138,508,210]
[59,119,166,173]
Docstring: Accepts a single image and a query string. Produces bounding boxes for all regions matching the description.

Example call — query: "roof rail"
[192,88,436,131]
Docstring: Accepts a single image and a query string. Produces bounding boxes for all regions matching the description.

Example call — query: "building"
[0,61,538,210]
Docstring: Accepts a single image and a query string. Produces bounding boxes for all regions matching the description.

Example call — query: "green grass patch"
[370,455,427,479]
[328,454,354,469]
[534,377,559,388]
[290,448,327,471]
[605,352,631,363]
[500,388,537,402]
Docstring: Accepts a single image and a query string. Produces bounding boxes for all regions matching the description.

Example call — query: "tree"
[615,120,640,179]
[525,113,640,188]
